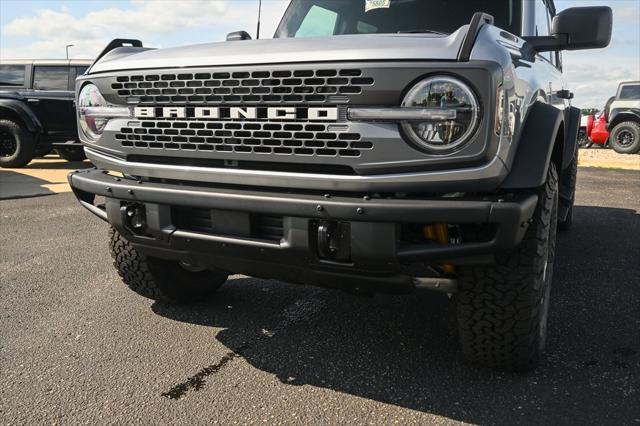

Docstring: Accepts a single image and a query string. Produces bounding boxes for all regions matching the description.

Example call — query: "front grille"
[110,69,373,105]
[116,120,372,158]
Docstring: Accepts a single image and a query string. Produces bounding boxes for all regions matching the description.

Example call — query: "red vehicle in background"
[583,111,609,148]
[580,96,615,148]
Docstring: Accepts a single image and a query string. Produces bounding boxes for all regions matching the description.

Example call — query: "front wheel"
[109,228,228,303]
[0,119,35,168]
[456,163,559,372]
[610,122,640,154]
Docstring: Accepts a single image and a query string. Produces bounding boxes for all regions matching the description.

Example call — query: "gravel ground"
[0,167,639,425]
[578,147,640,170]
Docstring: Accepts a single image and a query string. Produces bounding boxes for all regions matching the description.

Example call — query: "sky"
[1,0,638,108]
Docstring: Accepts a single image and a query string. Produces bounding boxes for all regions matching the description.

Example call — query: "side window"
[619,84,640,100]
[33,66,69,90]
[535,1,553,62]
[295,5,338,37]
[0,65,26,86]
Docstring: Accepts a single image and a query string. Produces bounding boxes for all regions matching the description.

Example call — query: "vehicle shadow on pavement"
[151,205,639,424]
[25,158,92,170]
[0,170,57,200]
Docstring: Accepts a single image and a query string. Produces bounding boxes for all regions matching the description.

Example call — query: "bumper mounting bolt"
[106,187,112,193]
[324,194,331,199]
[128,189,134,195]
[356,207,364,215]
[363,195,370,201]
[316,205,324,212]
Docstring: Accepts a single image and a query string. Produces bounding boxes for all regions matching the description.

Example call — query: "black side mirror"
[526,6,612,52]
[226,31,252,41]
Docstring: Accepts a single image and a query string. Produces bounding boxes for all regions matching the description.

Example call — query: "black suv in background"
[0,59,92,167]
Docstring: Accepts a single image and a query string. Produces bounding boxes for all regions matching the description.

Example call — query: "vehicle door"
[28,66,76,140]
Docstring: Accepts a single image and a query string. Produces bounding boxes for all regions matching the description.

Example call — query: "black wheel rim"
[0,130,17,157]
[616,129,635,147]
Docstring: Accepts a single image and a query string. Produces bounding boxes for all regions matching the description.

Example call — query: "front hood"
[89,28,468,74]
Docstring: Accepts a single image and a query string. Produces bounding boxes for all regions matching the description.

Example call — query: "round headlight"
[401,76,480,153]
[78,83,109,141]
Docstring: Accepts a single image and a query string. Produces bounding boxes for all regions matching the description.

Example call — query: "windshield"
[275,0,521,38]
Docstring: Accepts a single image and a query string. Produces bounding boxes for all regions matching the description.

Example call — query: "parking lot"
[1,158,639,424]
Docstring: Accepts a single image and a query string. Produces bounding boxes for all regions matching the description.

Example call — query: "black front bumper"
[69,168,537,292]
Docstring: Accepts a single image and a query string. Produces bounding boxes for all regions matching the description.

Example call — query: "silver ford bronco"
[69,0,612,371]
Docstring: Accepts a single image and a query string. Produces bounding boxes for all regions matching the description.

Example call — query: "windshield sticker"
[365,0,391,12]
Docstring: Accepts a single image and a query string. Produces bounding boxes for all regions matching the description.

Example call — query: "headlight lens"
[78,83,130,142]
[401,76,480,153]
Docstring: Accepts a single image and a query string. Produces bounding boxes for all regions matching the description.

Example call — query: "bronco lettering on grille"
[134,106,338,121]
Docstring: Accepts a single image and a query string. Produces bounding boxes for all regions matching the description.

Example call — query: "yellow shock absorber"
[422,224,456,274]
[423,225,436,240]
[434,224,449,245]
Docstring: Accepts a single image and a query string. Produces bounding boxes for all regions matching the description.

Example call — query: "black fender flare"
[501,102,565,189]
[608,108,640,129]
[0,99,43,133]
[563,106,580,170]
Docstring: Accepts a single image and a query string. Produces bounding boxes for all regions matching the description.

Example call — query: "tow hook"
[122,203,147,235]
[316,220,351,262]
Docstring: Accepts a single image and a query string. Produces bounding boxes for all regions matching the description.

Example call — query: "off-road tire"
[610,122,640,154]
[456,163,559,372]
[558,147,577,231]
[56,147,87,162]
[109,228,228,303]
[0,119,35,168]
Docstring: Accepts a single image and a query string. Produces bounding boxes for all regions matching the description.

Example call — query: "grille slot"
[172,206,284,242]
[251,215,284,241]
[117,121,372,158]
[173,206,212,233]
[110,69,373,104]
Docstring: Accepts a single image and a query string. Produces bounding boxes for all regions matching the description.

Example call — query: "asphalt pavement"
[1,166,639,425]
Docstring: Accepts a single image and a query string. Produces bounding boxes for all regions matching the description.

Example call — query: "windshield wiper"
[397,29,448,35]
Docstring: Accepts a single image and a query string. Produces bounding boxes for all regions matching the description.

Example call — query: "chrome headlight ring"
[400,76,481,154]
[78,83,130,142]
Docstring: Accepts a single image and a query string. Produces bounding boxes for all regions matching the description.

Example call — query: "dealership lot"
[1,161,639,424]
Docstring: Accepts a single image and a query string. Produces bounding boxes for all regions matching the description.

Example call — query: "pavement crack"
[161,292,327,399]
[161,345,247,400]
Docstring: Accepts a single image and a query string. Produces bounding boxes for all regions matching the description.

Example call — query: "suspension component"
[423,224,456,274]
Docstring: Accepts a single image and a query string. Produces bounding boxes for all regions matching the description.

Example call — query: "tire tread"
[456,164,559,371]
